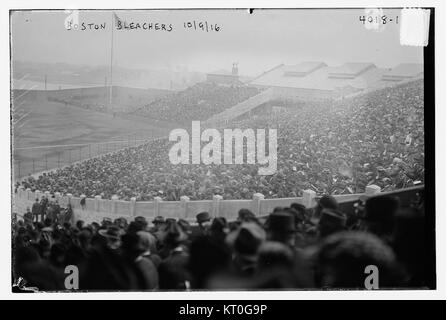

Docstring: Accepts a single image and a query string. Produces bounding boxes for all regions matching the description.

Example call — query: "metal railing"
[13,132,160,179]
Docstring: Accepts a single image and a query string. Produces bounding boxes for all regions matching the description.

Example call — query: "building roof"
[250,62,387,91]
[207,69,236,76]
[283,61,326,76]
[382,63,424,80]
[250,61,425,92]
[328,63,376,78]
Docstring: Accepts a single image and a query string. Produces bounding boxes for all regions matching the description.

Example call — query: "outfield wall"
[12,185,423,225]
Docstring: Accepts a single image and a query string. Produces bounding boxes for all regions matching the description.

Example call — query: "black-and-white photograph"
[10,8,435,292]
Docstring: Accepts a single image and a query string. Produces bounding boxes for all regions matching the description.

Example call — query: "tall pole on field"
[109,12,114,111]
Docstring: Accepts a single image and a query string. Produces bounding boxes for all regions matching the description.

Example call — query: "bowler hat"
[319,208,347,227]
[196,212,211,224]
[316,195,339,210]
[227,222,266,260]
[98,225,121,241]
[265,211,296,233]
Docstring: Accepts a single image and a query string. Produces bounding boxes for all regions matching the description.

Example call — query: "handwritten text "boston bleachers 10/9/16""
[183,20,221,32]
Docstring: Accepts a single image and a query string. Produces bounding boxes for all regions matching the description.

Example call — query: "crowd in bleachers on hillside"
[12,188,429,291]
[132,82,263,124]
[18,80,424,201]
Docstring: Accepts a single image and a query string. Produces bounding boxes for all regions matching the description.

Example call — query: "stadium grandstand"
[12,63,429,292]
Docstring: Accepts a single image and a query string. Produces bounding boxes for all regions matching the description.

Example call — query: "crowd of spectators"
[17,80,424,201]
[12,188,429,291]
[132,82,262,124]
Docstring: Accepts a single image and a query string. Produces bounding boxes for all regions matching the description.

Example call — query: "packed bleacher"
[17,80,424,201]
[132,82,263,124]
[12,188,429,291]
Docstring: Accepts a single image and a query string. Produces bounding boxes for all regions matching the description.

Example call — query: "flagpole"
[109,12,114,110]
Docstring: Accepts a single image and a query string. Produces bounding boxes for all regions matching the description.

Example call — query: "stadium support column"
[212,195,223,218]
[180,196,190,219]
[252,193,264,216]
[302,189,316,208]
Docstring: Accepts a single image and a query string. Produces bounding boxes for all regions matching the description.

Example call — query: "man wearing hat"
[150,216,165,232]
[313,195,339,221]
[226,222,266,275]
[359,195,400,241]
[196,212,212,235]
[98,225,123,250]
[32,198,41,223]
[265,211,296,247]
[23,207,33,225]
[317,208,348,239]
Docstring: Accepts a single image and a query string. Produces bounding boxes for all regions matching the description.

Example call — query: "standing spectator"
[32,198,41,223]
[23,207,33,225]
[39,196,48,222]
[195,212,211,237]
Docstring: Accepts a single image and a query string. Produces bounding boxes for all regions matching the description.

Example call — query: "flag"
[113,12,125,28]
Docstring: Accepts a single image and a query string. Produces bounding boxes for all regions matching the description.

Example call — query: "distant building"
[206,63,242,85]
[249,61,423,101]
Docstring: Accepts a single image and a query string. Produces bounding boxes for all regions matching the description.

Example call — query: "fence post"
[130,197,137,217]
[365,184,381,196]
[252,193,265,216]
[35,190,41,201]
[154,196,162,217]
[180,195,190,219]
[17,186,24,199]
[212,195,223,217]
[111,195,119,215]
[302,189,317,208]
[26,188,32,201]
[94,195,102,212]
[66,193,72,206]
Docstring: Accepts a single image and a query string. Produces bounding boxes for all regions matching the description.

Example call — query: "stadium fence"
[13,184,423,225]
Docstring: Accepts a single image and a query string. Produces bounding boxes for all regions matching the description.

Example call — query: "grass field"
[12,89,179,180]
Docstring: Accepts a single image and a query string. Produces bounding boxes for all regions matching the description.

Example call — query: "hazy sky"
[10,9,423,76]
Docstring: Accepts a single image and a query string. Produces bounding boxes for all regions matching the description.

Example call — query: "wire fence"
[13,133,159,180]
